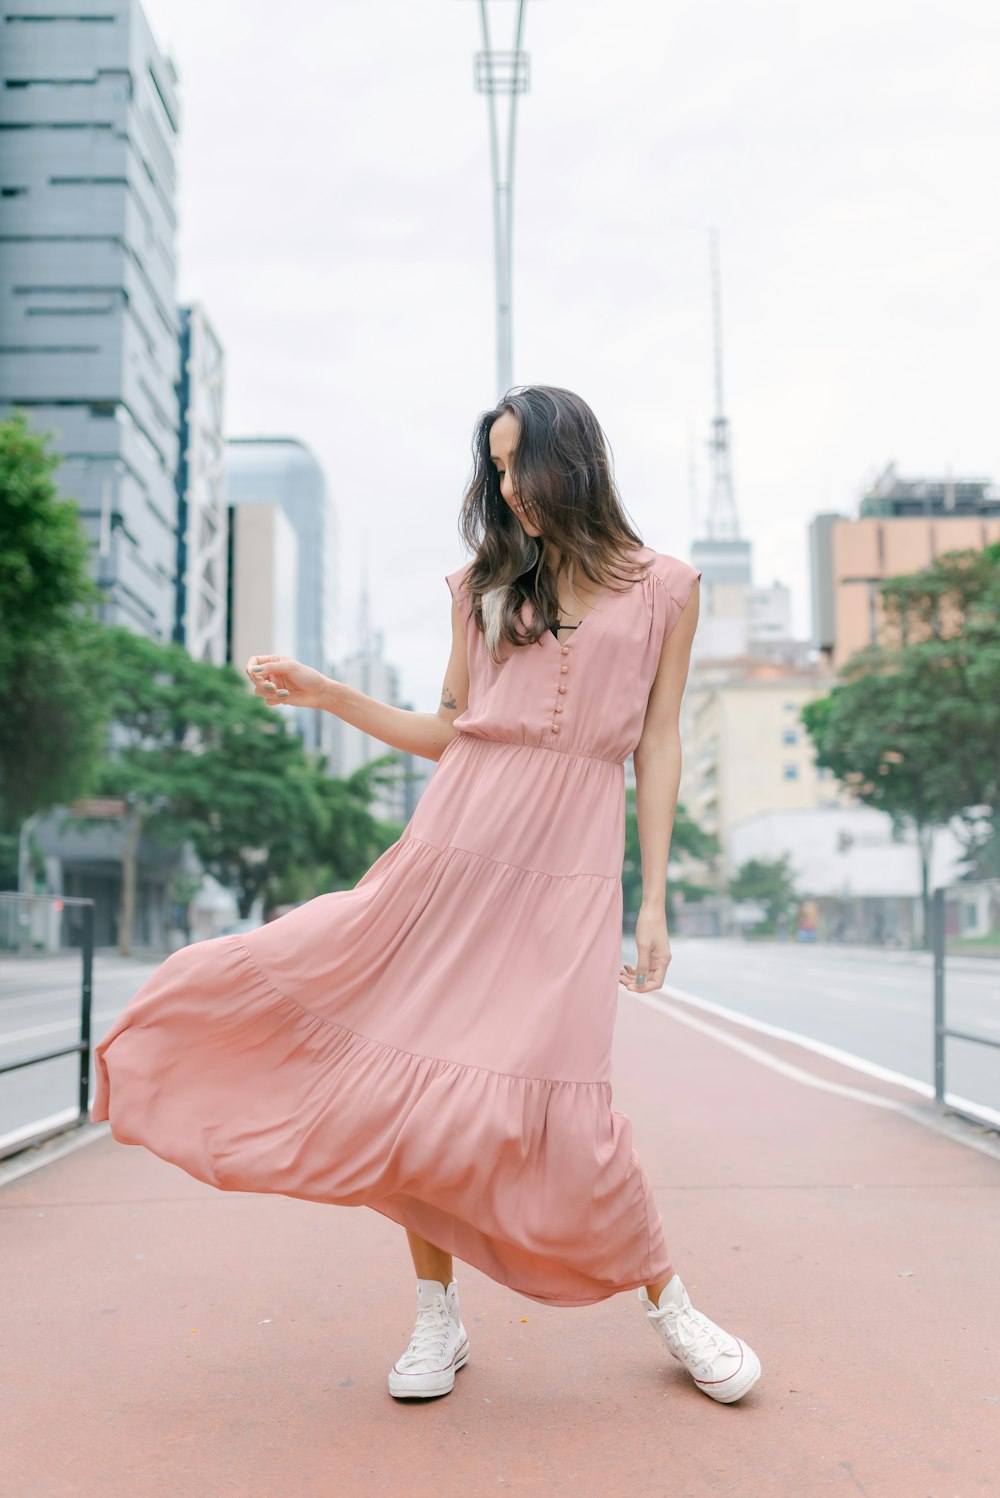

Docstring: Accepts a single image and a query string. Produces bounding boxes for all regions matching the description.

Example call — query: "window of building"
[783,764,799,780]
[782,728,797,745]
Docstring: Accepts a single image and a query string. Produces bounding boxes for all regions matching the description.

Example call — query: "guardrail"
[0,893,95,1161]
[931,881,1000,1130]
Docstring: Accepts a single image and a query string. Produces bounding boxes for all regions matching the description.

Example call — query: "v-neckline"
[545,591,608,646]
[523,549,652,650]
[533,586,612,651]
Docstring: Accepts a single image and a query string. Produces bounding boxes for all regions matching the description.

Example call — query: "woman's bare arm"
[631,580,700,909]
[313,595,470,762]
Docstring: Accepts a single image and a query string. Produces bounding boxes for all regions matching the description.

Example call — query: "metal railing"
[931,881,1000,1130]
[0,893,95,1161]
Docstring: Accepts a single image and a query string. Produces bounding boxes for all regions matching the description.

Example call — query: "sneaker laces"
[398,1299,454,1367]
[649,1301,733,1364]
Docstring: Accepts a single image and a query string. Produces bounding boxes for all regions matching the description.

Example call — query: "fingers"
[619,959,668,992]
[246,660,290,702]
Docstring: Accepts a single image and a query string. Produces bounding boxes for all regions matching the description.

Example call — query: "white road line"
[0,995,94,1014]
[629,985,1000,1161]
[0,1011,120,1046]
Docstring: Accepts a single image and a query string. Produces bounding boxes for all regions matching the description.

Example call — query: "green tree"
[802,544,1000,945]
[727,855,798,935]
[82,628,355,950]
[48,622,405,949]
[264,759,407,912]
[0,412,108,842]
[622,787,718,923]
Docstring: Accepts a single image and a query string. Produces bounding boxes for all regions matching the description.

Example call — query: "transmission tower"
[707,226,740,540]
[471,0,531,399]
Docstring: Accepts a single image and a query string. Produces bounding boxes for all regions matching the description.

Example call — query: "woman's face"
[489,411,541,536]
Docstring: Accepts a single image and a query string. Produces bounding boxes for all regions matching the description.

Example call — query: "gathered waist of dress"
[447,729,623,767]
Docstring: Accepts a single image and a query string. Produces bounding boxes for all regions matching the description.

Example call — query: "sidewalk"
[3,985,998,1498]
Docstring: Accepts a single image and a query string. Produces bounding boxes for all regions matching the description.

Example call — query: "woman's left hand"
[620,906,671,992]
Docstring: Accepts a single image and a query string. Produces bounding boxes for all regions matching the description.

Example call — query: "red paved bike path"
[2,988,998,1497]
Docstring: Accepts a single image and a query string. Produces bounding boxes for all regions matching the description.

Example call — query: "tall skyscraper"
[225,437,339,755]
[175,303,227,664]
[0,0,182,641]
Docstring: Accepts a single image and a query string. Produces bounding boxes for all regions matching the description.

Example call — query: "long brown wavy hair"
[456,385,653,663]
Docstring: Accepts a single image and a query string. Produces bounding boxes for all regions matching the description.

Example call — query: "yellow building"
[679,661,847,877]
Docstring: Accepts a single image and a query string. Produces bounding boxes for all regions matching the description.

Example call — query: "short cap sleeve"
[652,553,702,611]
[445,561,474,616]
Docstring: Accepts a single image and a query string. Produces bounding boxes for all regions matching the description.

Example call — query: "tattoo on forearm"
[441,688,458,709]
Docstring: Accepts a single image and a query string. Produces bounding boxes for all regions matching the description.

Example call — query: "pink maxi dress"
[91,544,702,1308]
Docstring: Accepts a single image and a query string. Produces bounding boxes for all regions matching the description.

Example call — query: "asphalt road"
[623,933,1000,1121]
[0,953,158,1148]
[2,936,998,1147]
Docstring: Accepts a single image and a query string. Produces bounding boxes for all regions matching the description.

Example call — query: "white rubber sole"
[689,1339,762,1403]
[387,1339,470,1399]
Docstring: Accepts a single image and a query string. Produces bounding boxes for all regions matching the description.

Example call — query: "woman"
[92,385,761,1406]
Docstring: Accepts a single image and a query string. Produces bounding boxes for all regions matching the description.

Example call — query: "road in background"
[0,953,158,1145]
[3,936,998,1145]
[623,934,1000,1118]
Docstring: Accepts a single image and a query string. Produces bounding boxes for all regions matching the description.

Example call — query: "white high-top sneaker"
[638,1274,761,1403]
[388,1278,470,1399]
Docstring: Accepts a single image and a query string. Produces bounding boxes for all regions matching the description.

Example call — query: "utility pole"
[471,0,531,399]
[707,226,740,540]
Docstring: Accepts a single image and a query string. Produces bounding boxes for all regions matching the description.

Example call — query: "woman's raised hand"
[245,654,327,710]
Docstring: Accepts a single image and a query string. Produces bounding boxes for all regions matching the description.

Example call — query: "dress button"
[555,704,563,712]
[561,646,570,656]
[551,723,560,733]
[558,685,566,693]
[560,665,568,674]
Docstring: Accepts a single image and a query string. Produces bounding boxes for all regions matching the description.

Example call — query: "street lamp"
[470,0,531,399]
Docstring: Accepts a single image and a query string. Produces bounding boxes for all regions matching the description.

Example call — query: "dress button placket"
[552,643,569,734]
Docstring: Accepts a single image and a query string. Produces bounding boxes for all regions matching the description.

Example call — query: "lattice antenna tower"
[708,226,740,540]
[471,0,531,399]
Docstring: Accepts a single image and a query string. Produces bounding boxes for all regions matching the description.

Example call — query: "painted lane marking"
[629,986,1000,1160]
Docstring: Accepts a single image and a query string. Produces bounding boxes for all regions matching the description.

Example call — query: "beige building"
[811,472,1000,669]
[229,503,299,738]
[830,515,1000,668]
[679,661,847,877]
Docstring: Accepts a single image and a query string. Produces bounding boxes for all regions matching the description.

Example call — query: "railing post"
[78,901,94,1123]
[932,885,946,1105]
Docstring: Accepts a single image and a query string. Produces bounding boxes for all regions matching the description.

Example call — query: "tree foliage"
[0,412,108,835]
[801,543,1000,940]
[84,627,328,923]
[81,626,407,936]
[622,787,718,920]
[727,854,798,933]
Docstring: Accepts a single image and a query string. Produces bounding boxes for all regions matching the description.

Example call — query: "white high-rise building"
[225,437,340,757]
[175,304,227,664]
[0,0,182,641]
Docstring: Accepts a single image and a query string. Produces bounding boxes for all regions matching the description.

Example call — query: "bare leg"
[406,1228,453,1286]
[644,1273,675,1305]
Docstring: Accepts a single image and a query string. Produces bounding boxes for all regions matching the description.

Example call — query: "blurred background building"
[224,437,339,758]
[175,303,227,665]
[810,469,1000,669]
[3,1,997,952]
[332,561,433,825]
[0,0,182,640]
[672,241,997,940]
[0,0,414,945]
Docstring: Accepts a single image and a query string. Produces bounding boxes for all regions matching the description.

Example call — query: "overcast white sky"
[145,0,1000,708]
